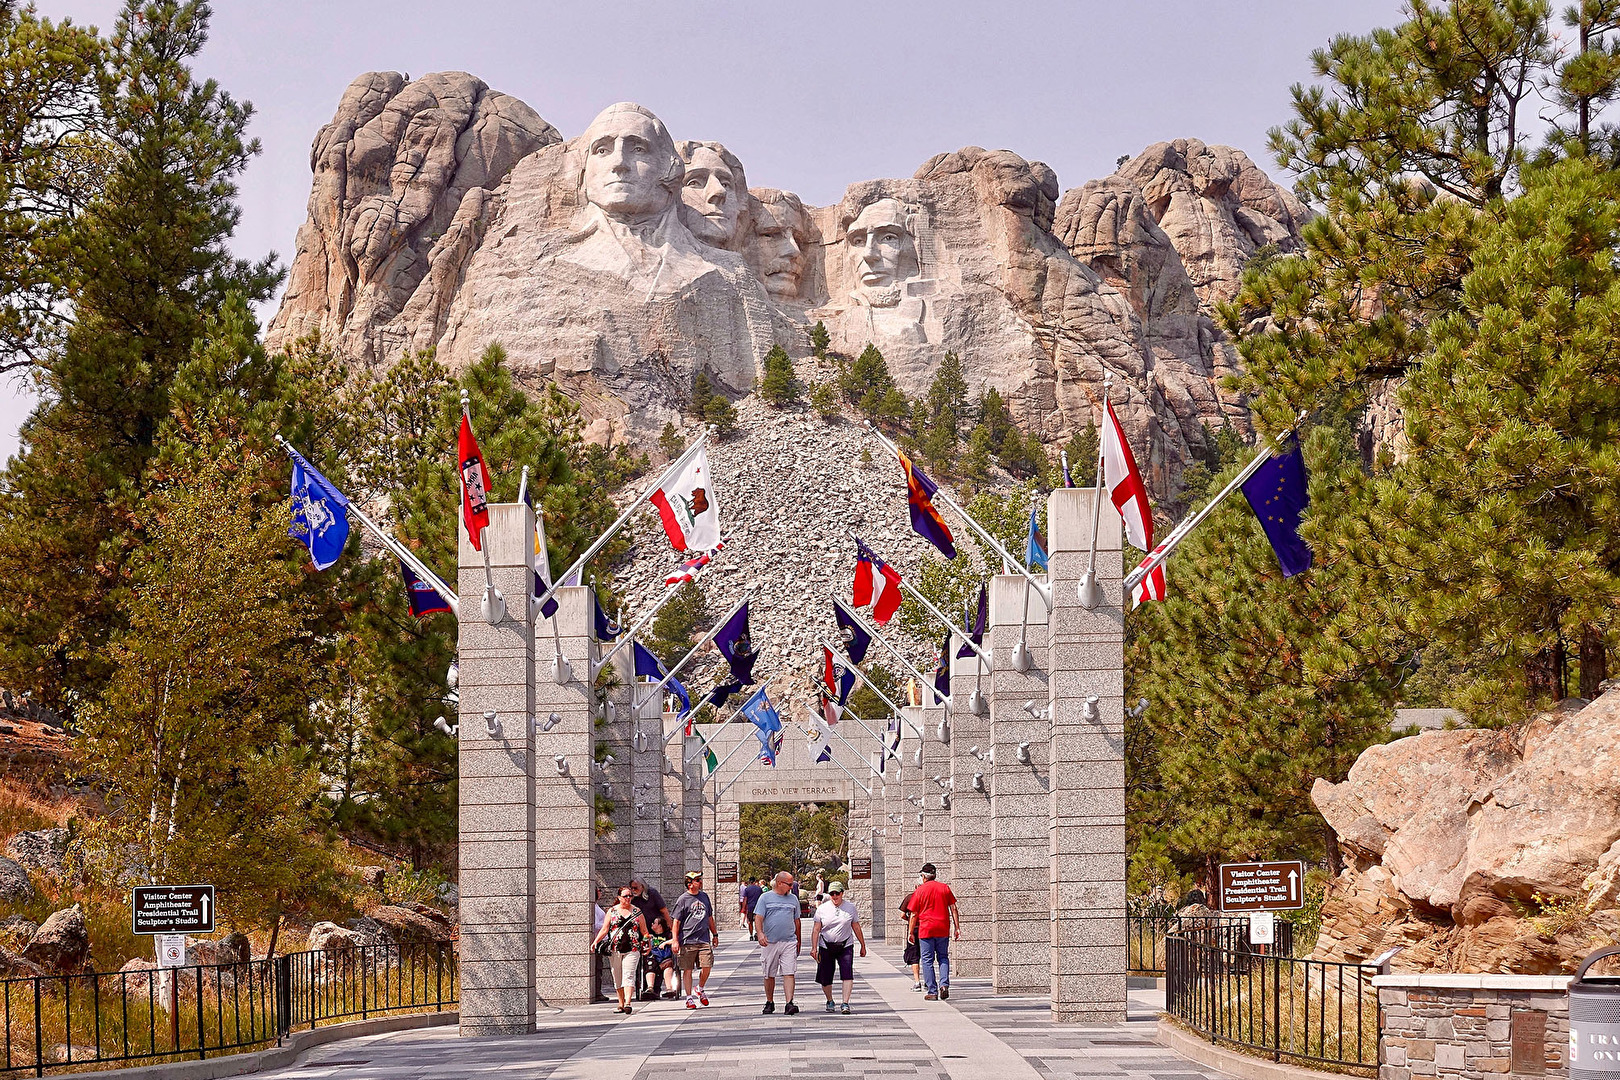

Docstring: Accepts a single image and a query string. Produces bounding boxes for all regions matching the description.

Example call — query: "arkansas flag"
[458,412,493,550]
[651,447,721,552]
[852,536,904,625]
[1101,399,1155,558]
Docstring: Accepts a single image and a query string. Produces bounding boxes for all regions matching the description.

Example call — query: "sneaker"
[825,1000,836,1013]
[784,1002,799,1015]
[685,995,697,1010]
[912,982,923,993]
[840,1003,852,1015]
[924,992,938,1001]
[762,1001,776,1014]
[698,990,709,1007]
[940,985,950,1000]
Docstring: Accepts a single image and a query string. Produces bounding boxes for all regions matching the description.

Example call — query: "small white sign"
[156,934,187,968]
[1248,911,1275,946]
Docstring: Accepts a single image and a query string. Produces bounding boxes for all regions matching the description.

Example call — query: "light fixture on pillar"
[554,755,569,776]
[632,732,644,752]
[446,662,459,689]
[433,715,458,737]
[1016,741,1031,765]
[912,748,921,766]
[1083,695,1101,722]
[483,710,502,739]
[1077,569,1103,610]
[941,793,952,810]
[916,813,923,825]
[965,688,987,715]
[601,782,614,798]
[551,651,571,685]
[601,753,616,766]
[539,712,562,733]
[1128,697,1149,719]
[968,745,984,760]
[605,701,616,721]
[1010,639,1033,673]
[972,772,985,792]
[935,717,950,744]
[1022,699,1051,721]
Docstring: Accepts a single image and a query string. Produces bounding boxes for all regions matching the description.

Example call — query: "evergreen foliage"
[1062,421,1099,488]
[807,320,830,359]
[648,581,709,670]
[691,369,715,416]
[658,421,684,460]
[704,394,739,437]
[759,344,801,407]
[810,381,840,421]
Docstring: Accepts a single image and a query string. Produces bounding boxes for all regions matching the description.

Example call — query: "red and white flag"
[458,412,493,550]
[1102,399,1165,603]
[852,537,903,625]
[650,447,721,552]
[1132,544,1167,608]
[663,538,729,586]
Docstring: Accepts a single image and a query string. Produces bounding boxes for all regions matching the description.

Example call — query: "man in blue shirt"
[753,871,802,1015]
[741,878,764,932]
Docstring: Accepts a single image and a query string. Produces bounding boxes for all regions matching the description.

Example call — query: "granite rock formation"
[269,75,1311,494]
[1310,688,1620,973]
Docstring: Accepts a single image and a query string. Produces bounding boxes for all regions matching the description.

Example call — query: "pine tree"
[1063,421,1099,487]
[649,581,709,670]
[759,344,801,407]
[811,381,840,421]
[691,370,716,416]
[659,422,684,460]
[704,394,739,438]
[844,343,897,413]
[807,320,831,359]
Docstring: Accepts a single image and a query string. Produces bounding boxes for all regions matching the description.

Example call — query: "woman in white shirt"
[810,883,866,1014]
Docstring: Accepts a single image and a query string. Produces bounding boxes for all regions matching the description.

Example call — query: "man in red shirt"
[906,862,960,1000]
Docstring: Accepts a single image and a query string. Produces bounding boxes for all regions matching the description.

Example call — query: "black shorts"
[903,939,920,966]
[816,940,854,984]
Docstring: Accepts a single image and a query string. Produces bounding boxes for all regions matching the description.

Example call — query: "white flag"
[1101,400,1155,553]
[650,446,721,552]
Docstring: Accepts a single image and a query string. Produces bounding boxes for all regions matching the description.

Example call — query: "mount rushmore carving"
[267,72,1309,495]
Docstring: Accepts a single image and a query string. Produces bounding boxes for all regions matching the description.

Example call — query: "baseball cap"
[685,871,703,881]
[829,882,845,893]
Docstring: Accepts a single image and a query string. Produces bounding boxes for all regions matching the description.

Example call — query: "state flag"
[713,602,758,686]
[1132,544,1168,608]
[594,592,621,641]
[524,487,558,619]
[821,645,858,707]
[932,626,952,701]
[955,583,987,660]
[807,721,832,764]
[650,446,720,552]
[833,603,873,664]
[741,688,782,766]
[284,444,351,571]
[1242,434,1313,577]
[401,561,451,618]
[852,536,904,625]
[664,537,728,586]
[1101,399,1154,554]
[899,451,956,559]
[458,412,493,550]
[633,642,691,716]
[1025,507,1049,572]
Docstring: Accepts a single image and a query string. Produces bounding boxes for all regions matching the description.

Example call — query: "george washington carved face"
[580,103,681,223]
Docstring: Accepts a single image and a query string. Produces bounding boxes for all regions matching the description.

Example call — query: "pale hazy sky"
[3,0,1409,459]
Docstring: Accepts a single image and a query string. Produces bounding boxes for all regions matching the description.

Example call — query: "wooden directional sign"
[1218,861,1304,911]
[131,885,215,935]
[716,861,738,883]
[850,857,872,880]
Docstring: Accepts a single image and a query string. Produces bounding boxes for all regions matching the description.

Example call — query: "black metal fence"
[1128,914,1294,974]
[1164,920,1378,1074]
[0,941,458,1076]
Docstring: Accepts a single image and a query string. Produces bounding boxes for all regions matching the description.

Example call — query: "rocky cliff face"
[1310,689,1620,973]
[268,74,1310,497]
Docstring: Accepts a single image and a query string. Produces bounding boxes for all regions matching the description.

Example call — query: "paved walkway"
[259,941,1228,1080]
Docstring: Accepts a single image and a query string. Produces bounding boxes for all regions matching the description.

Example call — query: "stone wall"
[1377,975,1571,1080]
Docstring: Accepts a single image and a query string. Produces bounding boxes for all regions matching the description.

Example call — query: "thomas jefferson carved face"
[679,145,742,246]
[846,198,916,292]
[580,103,680,223]
[750,194,809,300]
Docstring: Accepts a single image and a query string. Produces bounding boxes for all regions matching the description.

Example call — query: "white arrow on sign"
[200,891,210,927]
[1288,869,1299,902]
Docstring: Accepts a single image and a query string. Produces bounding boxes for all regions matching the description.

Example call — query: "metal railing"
[0,941,457,1076]
[1164,921,1377,1074]
[1128,913,1293,975]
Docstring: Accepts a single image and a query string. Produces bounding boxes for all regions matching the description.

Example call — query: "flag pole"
[831,596,950,714]
[592,554,725,678]
[1122,410,1308,593]
[716,751,762,802]
[683,678,775,758]
[817,638,921,740]
[274,435,461,618]
[461,391,505,626]
[843,529,992,671]
[821,712,877,771]
[535,432,709,616]
[704,725,755,775]
[864,422,1052,611]
[1078,373,1111,609]
[645,591,754,700]
[814,736,872,796]
[522,464,570,683]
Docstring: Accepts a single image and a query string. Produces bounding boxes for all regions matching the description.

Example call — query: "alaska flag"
[955,584,987,660]
[713,602,758,685]
[633,642,691,715]
[285,446,351,571]
[741,688,782,765]
[593,592,620,641]
[401,562,451,618]
[899,451,957,559]
[1241,435,1313,577]
[833,602,873,664]
[1025,507,1049,571]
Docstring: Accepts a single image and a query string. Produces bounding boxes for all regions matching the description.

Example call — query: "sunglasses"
[618,893,632,899]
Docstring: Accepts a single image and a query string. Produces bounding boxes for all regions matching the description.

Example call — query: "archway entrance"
[739,800,850,898]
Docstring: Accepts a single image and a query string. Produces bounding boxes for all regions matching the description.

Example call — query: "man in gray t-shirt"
[753,871,802,1015]
[669,871,717,1008]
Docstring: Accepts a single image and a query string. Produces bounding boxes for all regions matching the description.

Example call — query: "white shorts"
[760,939,799,978]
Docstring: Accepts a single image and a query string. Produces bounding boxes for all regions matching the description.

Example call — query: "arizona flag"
[852,537,904,625]
[651,447,720,552]
[899,451,956,559]
[458,412,493,550]
[1101,398,1155,559]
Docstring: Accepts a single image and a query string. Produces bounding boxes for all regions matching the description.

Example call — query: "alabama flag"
[1101,399,1160,603]
[651,447,721,552]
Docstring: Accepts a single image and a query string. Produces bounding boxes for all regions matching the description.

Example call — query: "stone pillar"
[949,644,993,978]
[922,708,953,883]
[845,778,876,941]
[456,504,536,1036]
[662,715,690,895]
[594,653,634,895]
[1046,488,1127,1023]
[881,755,907,943]
[531,583,595,1008]
[681,722,704,877]
[900,705,930,887]
[988,572,1052,996]
[629,673,665,894]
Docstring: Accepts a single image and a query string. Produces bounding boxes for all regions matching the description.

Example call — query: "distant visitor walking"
[811,881,865,1013]
[755,871,802,1015]
[670,871,717,1009]
[908,863,960,1000]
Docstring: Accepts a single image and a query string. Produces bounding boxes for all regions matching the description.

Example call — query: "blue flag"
[401,562,451,618]
[833,603,872,664]
[741,688,782,765]
[933,626,952,702]
[593,593,620,641]
[713,602,758,685]
[285,446,351,571]
[1241,436,1313,578]
[1025,507,1048,571]
[956,583,987,660]
[633,642,691,715]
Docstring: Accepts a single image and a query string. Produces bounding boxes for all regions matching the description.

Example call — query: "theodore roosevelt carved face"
[580,102,682,223]
[845,198,918,304]
[750,190,810,301]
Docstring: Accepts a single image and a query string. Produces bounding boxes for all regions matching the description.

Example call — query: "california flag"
[651,447,721,552]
